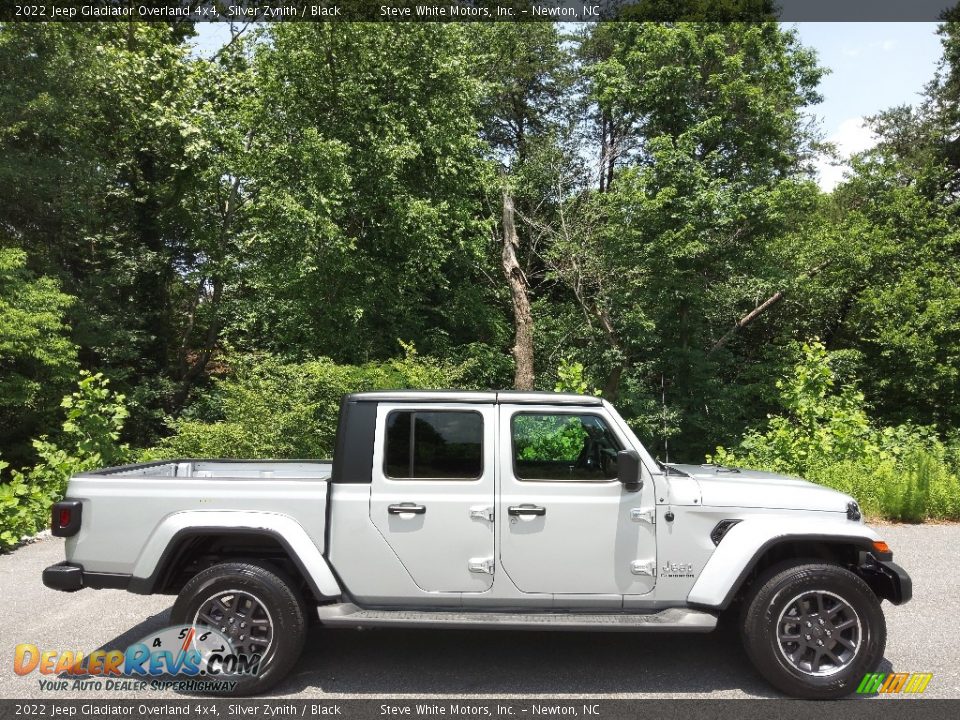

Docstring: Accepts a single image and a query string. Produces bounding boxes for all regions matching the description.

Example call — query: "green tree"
[218,24,501,368]
[547,22,825,456]
[0,23,216,442]
[712,341,960,522]
[150,346,472,461]
[0,248,77,469]
[470,21,578,390]
[819,14,960,433]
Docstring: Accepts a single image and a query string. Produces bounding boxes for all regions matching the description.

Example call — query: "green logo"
[857,672,932,694]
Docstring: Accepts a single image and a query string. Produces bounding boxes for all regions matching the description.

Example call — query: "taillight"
[51,500,82,537]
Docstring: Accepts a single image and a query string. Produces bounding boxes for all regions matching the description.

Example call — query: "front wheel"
[742,562,886,699]
[170,561,307,696]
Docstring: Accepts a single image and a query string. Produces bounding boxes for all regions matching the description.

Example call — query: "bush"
[0,247,78,469]
[147,345,472,460]
[0,372,130,551]
[711,341,960,522]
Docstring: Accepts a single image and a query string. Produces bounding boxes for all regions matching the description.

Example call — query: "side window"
[384,411,483,480]
[512,413,621,481]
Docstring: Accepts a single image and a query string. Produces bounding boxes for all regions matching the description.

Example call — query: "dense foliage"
[712,343,960,521]
[2,18,960,540]
[0,373,129,550]
[0,249,76,467]
[145,346,474,461]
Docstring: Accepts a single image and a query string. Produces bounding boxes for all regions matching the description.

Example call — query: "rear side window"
[512,413,621,481]
[384,411,483,480]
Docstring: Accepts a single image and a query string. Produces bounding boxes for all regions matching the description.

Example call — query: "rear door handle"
[388,503,426,515]
[508,504,546,517]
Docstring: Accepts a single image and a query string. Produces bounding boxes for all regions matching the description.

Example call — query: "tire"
[170,561,307,696]
[741,562,886,699]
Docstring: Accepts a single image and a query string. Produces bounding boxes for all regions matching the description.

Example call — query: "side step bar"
[317,603,717,632]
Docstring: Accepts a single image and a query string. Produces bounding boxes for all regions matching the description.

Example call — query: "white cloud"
[814,117,879,192]
[814,157,848,192]
[832,117,878,155]
[840,39,896,59]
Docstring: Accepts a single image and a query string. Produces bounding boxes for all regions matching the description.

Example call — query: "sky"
[191,22,946,191]
[791,22,943,190]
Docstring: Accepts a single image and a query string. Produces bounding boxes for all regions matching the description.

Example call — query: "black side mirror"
[617,450,642,492]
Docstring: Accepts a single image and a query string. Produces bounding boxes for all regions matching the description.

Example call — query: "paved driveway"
[0,525,955,699]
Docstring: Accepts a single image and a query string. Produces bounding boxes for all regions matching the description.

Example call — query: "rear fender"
[130,510,340,598]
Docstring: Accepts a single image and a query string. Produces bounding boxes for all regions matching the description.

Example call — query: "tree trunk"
[501,188,534,391]
[596,305,624,400]
[568,278,625,400]
[173,276,223,409]
[173,132,254,409]
[603,363,624,400]
[599,112,609,193]
[605,115,616,191]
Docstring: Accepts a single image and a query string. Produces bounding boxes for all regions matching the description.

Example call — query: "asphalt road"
[0,525,957,700]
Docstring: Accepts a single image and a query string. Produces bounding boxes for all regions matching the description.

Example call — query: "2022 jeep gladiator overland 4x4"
[42,391,910,698]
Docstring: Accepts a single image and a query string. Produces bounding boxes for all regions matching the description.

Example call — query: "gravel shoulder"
[0,525,955,699]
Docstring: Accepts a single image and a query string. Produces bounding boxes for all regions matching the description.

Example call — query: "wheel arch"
[687,518,882,609]
[129,512,341,602]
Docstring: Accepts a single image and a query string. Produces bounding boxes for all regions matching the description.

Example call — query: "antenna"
[661,372,669,463]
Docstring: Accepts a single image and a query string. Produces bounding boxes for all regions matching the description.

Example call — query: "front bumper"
[875,559,912,605]
[858,555,912,605]
[42,562,131,593]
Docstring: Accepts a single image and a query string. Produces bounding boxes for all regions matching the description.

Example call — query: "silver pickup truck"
[42,391,910,698]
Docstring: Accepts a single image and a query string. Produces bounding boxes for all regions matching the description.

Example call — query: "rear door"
[370,403,496,592]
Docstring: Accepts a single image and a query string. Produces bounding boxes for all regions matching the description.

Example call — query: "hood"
[664,463,856,514]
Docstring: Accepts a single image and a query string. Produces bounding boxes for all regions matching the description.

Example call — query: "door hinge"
[630,508,656,524]
[468,557,495,574]
[470,505,494,522]
[630,560,656,577]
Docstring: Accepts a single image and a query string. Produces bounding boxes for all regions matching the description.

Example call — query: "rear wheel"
[170,561,307,696]
[741,562,886,699]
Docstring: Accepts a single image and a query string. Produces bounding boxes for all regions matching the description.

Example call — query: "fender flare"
[128,510,341,599]
[686,516,881,609]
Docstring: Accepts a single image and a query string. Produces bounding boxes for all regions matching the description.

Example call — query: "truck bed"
[85,459,332,480]
[65,460,333,575]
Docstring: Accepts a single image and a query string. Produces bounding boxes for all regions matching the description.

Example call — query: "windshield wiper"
[700,463,741,473]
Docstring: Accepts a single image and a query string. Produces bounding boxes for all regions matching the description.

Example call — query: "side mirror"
[617,450,642,492]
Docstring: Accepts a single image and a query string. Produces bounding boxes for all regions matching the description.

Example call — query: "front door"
[370,403,496,592]
[498,405,657,596]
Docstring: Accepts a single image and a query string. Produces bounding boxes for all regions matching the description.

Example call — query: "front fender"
[130,510,341,598]
[686,516,880,608]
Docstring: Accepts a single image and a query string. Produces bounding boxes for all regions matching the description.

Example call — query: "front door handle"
[388,503,426,515]
[508,504,546,517]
